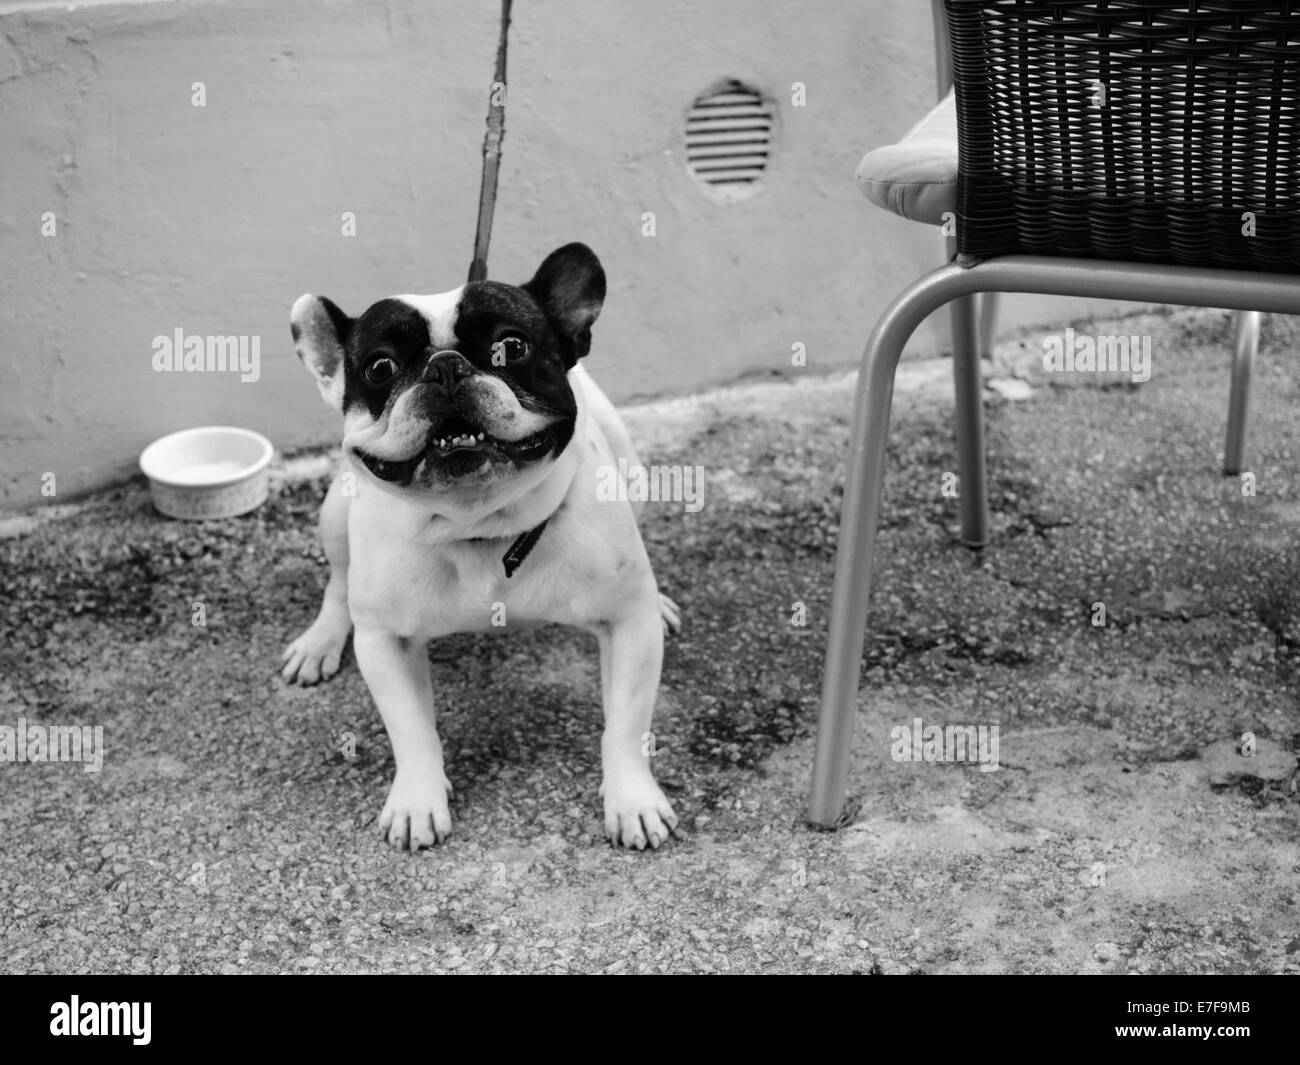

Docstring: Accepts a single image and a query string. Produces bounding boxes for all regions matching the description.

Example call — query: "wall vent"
[685,80,774,202]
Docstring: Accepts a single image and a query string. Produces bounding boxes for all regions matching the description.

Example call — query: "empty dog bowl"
[139,426,274,519]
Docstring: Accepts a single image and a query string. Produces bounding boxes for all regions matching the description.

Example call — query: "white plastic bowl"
[139,426,274,520]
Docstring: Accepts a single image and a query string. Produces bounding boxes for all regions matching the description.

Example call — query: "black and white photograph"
[0,0,1296,1021]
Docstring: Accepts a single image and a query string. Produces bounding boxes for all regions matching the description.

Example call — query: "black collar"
[468,518,549,578]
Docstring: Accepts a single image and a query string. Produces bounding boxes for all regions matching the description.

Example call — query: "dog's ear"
[523,243,606,367]
[290,295,352,411]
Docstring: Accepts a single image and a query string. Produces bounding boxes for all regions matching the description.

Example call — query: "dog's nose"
[419,349,474,391]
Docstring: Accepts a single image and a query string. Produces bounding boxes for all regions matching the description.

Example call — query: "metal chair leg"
[806,330,903,828]
[808,255,1300,830]
[1224,310,1261,476]
[807,272,968,828]
[950,294,990,548]
[978,292,1000,359]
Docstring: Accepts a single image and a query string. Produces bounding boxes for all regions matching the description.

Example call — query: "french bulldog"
[281,243,681,851]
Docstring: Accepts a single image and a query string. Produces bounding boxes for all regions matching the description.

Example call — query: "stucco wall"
[0,0,1138,507]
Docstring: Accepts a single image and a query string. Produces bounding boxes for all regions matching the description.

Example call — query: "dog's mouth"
[354,416,556,484]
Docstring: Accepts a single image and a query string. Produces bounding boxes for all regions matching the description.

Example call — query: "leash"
[501,518,548,578]
[466,518,549,578]
[463,0,549,578]
[468,0,513,284]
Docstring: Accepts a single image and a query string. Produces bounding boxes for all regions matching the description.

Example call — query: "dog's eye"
[364,355,398,386]
[490,334,528,365]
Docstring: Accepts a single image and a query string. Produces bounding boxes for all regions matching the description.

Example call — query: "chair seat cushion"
[855,91,957,227]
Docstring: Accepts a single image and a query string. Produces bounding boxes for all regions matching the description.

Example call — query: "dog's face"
[291,243,605,497]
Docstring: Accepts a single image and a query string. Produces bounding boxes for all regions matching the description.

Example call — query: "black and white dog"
[282,244,681,851]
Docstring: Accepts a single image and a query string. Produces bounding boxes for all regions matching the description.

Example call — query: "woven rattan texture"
[947,1,1300,271]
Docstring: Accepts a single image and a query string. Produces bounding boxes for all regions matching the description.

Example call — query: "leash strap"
[463,2,542,577]
[465,517,549,577]
[502,518,548,578]
[468,0,514,284]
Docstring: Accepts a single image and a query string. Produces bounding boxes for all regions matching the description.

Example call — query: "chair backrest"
[946,0,1300,273]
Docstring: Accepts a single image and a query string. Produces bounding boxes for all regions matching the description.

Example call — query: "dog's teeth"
[434,432,486,450]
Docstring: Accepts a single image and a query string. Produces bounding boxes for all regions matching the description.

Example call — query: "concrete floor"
[1,304,1298,974]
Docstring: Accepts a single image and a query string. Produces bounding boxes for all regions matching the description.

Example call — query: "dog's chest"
[420,538,555,631]
[347,512,627,638]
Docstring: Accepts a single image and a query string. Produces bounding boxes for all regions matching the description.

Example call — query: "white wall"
[0,0,1139,506]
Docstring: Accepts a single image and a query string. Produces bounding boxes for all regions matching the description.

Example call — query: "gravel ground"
[2,304,1298,974]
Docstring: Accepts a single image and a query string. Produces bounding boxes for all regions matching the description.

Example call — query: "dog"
[280,243,681,851]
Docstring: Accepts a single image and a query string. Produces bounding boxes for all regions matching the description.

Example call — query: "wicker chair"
[808,0,1300,827]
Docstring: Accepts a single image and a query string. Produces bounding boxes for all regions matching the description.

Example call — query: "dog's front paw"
[601,772,679,850]
[280,612,351,686]
[378,769,454,850]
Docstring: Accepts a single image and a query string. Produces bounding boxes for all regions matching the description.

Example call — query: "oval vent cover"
[685,80,774,202]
